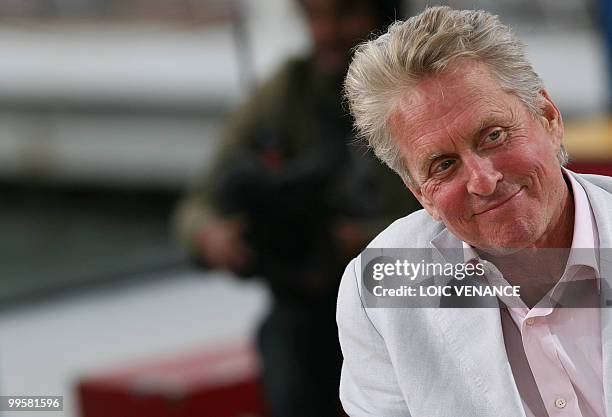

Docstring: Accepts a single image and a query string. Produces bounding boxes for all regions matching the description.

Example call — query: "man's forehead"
[389,61,519,176]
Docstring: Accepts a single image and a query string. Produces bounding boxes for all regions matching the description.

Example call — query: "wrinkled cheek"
[428,187,468,225]
[493,151,545,185]
[421,181,450,206]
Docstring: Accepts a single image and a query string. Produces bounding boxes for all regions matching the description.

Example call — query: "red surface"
[77,344,269,417]
[567,161,612,177]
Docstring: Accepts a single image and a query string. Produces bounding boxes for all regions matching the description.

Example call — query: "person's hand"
[193,218,253,273]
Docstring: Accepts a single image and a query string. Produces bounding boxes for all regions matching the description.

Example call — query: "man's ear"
[402,176,441,221]
[538,89,564,150]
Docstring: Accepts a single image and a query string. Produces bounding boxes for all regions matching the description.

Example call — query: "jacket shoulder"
[367,209,443,249]
[576,173,612,194]
[235,57,307,116]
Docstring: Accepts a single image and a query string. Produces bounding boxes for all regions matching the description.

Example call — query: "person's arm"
[337,257,412,417]
[172,109,258,271]
[333,160,422,259]
[174,60,300,274]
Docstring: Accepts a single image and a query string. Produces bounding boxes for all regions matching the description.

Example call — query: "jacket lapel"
[430,229,526,417]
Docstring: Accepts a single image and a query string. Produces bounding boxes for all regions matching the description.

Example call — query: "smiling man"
[338,6,612,417]
[391,59,573,254]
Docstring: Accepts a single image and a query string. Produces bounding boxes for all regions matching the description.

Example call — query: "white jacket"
[337,172,612,417]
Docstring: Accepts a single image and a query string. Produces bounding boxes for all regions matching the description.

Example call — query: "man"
[175,1,420,416]
[338,6,612,417]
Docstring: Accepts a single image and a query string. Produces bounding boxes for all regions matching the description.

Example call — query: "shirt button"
[525,318,535,326]
[555,398,567,409]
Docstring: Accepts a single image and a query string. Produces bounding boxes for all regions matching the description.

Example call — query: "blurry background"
[0,0,609,416]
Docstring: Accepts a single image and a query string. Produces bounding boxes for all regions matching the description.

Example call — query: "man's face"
[301,0,378,74]
[390,60,568,252]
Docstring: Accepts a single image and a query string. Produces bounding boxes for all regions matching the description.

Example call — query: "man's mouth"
[474,187,525,215]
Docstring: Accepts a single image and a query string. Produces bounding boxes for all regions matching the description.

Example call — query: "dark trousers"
[257,302,343,417]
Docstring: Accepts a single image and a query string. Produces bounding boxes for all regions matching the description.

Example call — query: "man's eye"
[484,129,505,144]
[434,159,455,173]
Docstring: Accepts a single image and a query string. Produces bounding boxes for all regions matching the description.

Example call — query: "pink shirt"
[463,171,604,417]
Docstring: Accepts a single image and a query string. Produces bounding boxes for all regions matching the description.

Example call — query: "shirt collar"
[563,168,600,277]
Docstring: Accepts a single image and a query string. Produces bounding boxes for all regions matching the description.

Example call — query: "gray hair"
[344,6,569,183]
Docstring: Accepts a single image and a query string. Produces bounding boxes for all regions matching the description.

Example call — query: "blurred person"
[339,6,612,416]
[174,0,420,416]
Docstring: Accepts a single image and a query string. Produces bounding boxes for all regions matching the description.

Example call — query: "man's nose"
[464,155,503,196]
